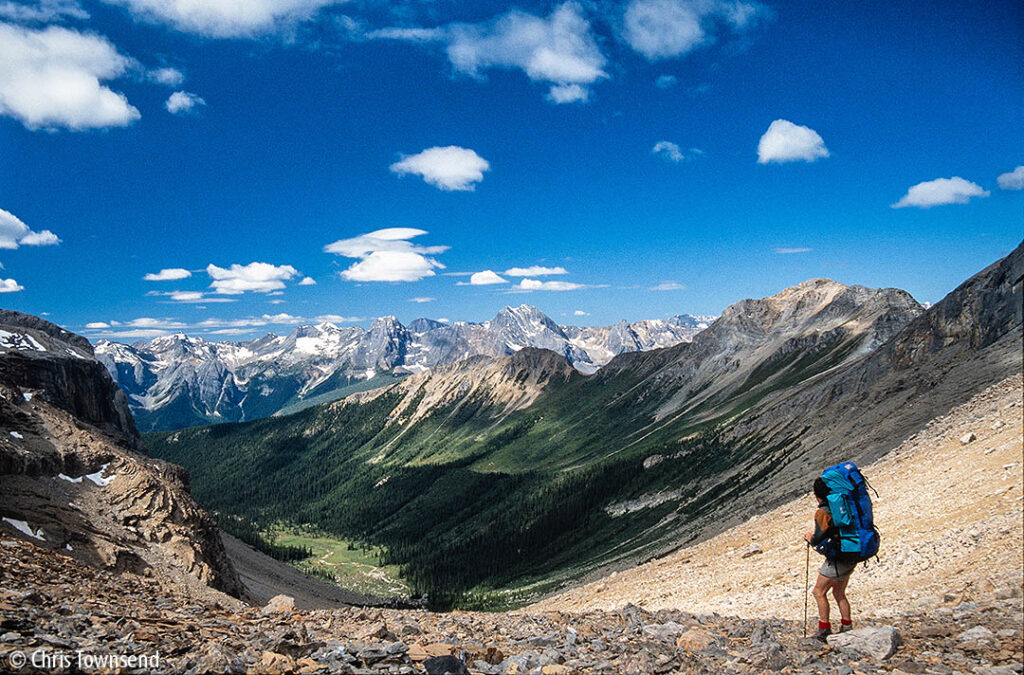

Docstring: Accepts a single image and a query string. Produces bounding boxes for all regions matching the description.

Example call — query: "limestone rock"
[260,594,295,616]
[826,626,902,660]
[253,651,296,674]
[675,627,720,652]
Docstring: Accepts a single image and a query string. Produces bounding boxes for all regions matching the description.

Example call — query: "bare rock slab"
[826,626,902,660]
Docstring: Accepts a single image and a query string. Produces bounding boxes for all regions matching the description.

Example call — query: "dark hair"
[813,477,830,502]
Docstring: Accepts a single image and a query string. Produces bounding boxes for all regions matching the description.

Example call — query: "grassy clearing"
[271,525,411,599]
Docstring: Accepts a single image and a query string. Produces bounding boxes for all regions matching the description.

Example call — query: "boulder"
[259,594,295,616]
[675,627,720,652]
[742,544,764,559]
[826,626,901,660]
[643,621,687,641]
[960,432,977,444]
[423,655,469,674]
[253,651,296,675]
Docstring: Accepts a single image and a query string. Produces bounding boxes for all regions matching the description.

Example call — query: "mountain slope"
[99,307,710,432]
[533,373,1023,618]
[0,310,244,601]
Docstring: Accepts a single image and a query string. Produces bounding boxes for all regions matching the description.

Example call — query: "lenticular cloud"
[324,228,449,282]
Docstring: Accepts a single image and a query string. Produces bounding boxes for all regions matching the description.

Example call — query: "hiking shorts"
[820,558,857,579]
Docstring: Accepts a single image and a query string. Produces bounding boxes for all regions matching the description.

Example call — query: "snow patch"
[0,329,46,352]
[2,517,45,540]
[22,392,32,402]
[85,463,115,487]
[57,473,83,483]
[9,431,23,439]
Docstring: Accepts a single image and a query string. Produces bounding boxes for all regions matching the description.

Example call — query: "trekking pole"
[803,543,810,638]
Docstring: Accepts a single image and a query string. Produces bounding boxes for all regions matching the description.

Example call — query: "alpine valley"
[96,307,713,432]
[142,243,1023,609]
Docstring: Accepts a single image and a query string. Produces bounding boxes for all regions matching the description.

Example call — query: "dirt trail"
[532,374,1024,621]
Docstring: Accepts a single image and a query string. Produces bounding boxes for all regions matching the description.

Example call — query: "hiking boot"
[814,626,832,642]
[839,623,853,633]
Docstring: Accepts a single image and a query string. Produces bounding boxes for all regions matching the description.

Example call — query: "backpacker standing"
[804,477,857,640]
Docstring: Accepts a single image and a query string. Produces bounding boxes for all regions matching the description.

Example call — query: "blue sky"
[1,0,1021,341]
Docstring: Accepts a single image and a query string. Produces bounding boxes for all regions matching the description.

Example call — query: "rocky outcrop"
[0,311,244,599]
[0,310,136,440]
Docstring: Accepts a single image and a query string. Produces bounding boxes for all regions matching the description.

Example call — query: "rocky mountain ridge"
[96,306,713,431]
[0,310,244,601]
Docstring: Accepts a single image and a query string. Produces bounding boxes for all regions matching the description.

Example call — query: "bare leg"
[832,576,851,622]
[811,574,834,623]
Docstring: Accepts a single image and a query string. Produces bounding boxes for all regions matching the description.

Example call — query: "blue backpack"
[814,461,880,562]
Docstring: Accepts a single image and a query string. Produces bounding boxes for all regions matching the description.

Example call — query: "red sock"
[818,621,831,630]
[841,619,852,627]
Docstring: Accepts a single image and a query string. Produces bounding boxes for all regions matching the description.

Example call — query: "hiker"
[804,477,856,640]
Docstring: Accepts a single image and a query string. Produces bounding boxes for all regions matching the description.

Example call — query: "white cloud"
[145,289,237,303]
[504,266,568,277]
[0,208,61,249]
[372,2,607,103]
[757,119,829,164]
[298,276,317,286]
[516,278,590,291]
[315,314,363,323]
[0,278,24,293]
[996,165,1024,191]
[409,296,435,303]
[622,0,764,61]
[390,146,490,191]
[206,262,299,294]
[652,140,685,162]
[85,322,109,329]
[649,281,685,291]
[0,0,88,23]
[18,229,60,245]
[148,66,183,86]
[655,74,677,88]
[891,177,990,209]
[101,0,343,38]
[169,291,205,302]
[143,267,192,281]
[461,270,507,286]
[775,247,811,254]
[573,310,590,316]
[325,228,448,282]
[0,23,139,130]
[547,83,588,104]
[165,90,205,114]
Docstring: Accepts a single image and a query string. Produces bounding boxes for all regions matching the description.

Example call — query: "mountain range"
[142,242,1024,608]
[95,307,713,431]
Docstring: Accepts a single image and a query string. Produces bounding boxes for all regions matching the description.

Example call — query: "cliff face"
[0,310,244,600]
[0,310,137,440]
